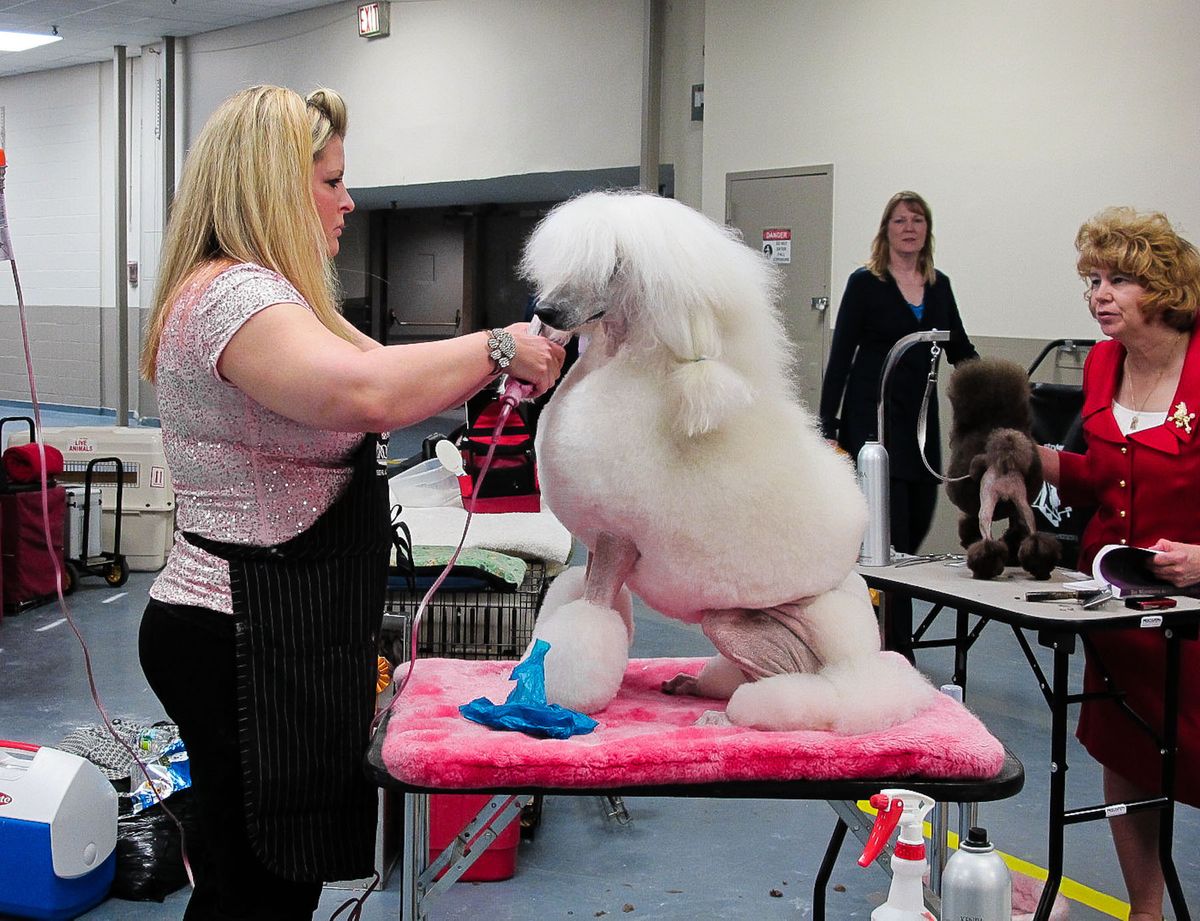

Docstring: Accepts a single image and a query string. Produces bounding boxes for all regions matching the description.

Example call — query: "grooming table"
[860,559,1200,921]
[366,654,1024,920]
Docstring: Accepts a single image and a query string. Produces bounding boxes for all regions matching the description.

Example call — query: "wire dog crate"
[381,560,547,663]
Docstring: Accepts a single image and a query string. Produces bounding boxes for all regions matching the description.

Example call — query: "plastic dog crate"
[381,561,546,663]
[6,426,175,572]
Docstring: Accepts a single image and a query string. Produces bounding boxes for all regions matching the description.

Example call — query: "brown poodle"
[945,358,1061,580]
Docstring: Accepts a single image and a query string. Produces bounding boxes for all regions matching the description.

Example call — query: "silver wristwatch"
[487,327,517,372]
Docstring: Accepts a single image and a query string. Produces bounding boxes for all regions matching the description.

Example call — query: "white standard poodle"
[520,190,936,734]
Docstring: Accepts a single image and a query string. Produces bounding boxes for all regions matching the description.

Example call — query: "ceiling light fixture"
[0,28,64,52]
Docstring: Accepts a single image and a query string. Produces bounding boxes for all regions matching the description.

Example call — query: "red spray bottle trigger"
[858,792,904,867]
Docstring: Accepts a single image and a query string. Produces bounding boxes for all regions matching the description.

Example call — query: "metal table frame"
[860,560,1200,921]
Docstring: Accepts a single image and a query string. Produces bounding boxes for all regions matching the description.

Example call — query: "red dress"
[1057,332,1200,805]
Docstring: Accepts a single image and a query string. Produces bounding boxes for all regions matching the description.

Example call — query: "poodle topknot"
[522,190,789,437]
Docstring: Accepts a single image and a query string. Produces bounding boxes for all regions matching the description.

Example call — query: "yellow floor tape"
[856,801,1130,919]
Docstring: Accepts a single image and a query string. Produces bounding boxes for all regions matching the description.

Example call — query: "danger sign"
[762,228,791,264]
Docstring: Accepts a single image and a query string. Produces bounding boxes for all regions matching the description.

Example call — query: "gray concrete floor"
[1,404,1198,920]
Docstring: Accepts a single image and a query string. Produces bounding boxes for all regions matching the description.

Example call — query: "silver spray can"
[856,439,891,566]
[941,826,1011,921]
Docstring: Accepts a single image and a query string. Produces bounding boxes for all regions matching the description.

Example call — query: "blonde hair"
[867,191,936,285]
[140,85,353,381]
[1076,207,1200,332]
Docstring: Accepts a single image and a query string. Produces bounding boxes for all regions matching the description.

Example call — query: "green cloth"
[403,545,528,587]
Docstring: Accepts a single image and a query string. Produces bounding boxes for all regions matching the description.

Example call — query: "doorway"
[725,165,833,408]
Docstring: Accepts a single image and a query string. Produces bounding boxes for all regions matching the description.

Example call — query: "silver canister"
[857,439,891,566]
[941,826,1012,921]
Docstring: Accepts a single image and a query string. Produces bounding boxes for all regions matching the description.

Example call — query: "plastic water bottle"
[941,826,1011,921]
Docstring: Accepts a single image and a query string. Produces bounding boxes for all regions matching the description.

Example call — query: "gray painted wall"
[0,304,102,407]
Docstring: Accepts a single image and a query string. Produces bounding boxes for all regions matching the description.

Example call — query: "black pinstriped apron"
[186,433,391,882]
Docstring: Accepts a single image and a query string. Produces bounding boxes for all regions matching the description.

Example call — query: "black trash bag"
[112,786,203,902]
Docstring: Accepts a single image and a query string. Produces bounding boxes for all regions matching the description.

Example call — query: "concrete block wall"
[0,62,104,407]
[0,304,101,406]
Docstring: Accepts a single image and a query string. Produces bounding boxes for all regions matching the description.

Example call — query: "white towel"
[398,506,574,569]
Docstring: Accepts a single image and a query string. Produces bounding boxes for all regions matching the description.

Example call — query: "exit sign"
[358,2,390,38]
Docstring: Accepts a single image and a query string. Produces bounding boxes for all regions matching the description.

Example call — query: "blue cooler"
[0,741,117,920]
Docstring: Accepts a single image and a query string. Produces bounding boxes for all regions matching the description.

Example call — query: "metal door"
[726,165,833,408]
[386,212,464,344]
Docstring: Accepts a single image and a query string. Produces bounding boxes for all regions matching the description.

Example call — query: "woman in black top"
[819,191,978,555]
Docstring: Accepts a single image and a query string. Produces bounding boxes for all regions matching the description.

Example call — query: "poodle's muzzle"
[534,298,607,333]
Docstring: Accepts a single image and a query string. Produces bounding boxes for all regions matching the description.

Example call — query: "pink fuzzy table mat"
[379,655,1006,790]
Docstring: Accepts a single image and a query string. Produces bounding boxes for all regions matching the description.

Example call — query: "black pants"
[884,477,938,659]
[889,476,938,555]
[139,599,322,920]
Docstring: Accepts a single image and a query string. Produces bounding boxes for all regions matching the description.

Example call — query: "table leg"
[1034,632,1073,921]
[813,817,848,921]
[953,608,969,692]
[1159,628,1192,921]
[951,609,978,845]
[882,590,915,661]
[930,802,949,894]
[401,791,429,921]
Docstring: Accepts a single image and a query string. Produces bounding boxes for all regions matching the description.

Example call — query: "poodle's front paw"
[1018,532,1061,580]
[966,538,1008,580]
[694,709,733,727]
[661,672,701,696]
[528,598,629,713]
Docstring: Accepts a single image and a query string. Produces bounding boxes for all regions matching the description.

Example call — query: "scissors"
[1023,587,1113,607]
[894,553,965,568]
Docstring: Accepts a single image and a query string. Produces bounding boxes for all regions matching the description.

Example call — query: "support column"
[114,45,128,427]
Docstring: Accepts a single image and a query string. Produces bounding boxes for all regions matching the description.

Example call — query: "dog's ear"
[657,294,757,437]
[669,358,755,437]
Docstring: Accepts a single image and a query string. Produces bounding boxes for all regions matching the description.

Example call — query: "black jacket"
[818,267,978,481]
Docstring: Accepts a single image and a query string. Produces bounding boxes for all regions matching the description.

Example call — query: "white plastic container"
[6,426,175,571]
[389,457,462,508]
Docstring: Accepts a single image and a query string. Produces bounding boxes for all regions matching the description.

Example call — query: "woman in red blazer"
[1039,207,1200,921]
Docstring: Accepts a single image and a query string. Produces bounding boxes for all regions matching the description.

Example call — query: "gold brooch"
[1170,401,1196,434]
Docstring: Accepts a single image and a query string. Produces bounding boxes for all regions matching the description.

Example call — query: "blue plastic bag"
[459,640,598,739]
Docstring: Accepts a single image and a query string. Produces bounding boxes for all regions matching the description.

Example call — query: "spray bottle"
[858,788,938,921]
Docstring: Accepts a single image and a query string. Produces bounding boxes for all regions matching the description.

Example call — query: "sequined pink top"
[150,263,362,613]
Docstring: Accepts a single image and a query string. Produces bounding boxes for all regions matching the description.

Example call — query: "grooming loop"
[917,343,969,484]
